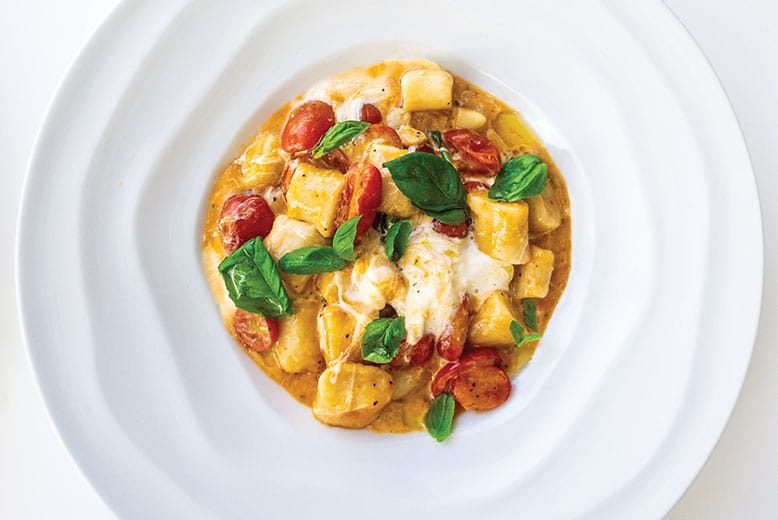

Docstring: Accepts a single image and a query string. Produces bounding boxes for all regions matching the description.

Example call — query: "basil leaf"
[424,392,455,442]
[488,154,548,202]
[384,152,467,225]
[361,317,406,363]
[384,220,412,262]
[426,207,468,226]
[523,299,538,331]
[510,319,542,347]
[332,216,361,262]
[311,120,370,159]
[279,246,347,274]
[218,237,292,320]
[428,130,453,165]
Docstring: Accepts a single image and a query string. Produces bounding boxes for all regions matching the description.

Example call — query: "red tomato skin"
[464,181,489,192]
[315,149,350,173]
[334,162,383,237]
[361,123,402,148]
[390,334,435,367]
[232,309,280,353]
[443,129,501,176]
[451,365,511,411]
[280,100,336,153]
[360,103,382,124]
[432,219,468,238]
[460,347,502,367]
[219,194,275,254]
[415,143,436,154]
[436,297,470,361]
[431,346,502,396]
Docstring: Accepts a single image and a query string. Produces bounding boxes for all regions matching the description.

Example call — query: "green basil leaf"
[523,299,538,331]
[424,392,455,442]
[383,152,467,225]
[218,237,292,319]
[488,154,548,202]
[332,216,361,261]
[384,220,412,262]
[361,317,406,364]
[426,207,468,226]
[279,246,347,274]
[510,319,542,347]
[428,130,453,165]
[311,120,370,159]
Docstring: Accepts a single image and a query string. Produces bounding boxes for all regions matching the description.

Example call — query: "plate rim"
[15,1,764,518]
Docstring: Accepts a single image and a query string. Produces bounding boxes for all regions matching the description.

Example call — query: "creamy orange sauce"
[202,60,571,434]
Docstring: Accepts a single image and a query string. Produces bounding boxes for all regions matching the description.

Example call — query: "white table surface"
[1,1,776,518]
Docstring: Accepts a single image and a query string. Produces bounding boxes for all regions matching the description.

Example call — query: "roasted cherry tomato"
[431,346,502,396]
[432,219,468,238]
[359,103,382,124]
[315,149,350,173]
[451,364,511,411]
[443,129,501,176]
[464,181,489,192]
[219,194,275,253]
[280,100,336,153]
[232,309,280,353]
[436,297,470,361]
[334,162,383,238]
[360,123,403,148]
[391,334,435,367]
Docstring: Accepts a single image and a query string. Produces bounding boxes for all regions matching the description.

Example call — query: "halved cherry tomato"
[460,347,503,367]
[315,149,350,173]
[360,123,402,148]
[431,346,502,396]
[232,309,280,353]
[443,129,501,176]
[334,162,382,238]
[451,365,511,411]
[219,194,275,253]
[464,181,488,192]
[280,100,336,153]
[436,297,470,361]
[360,103,382,124]
[432,219,468,238]
[390,334,435,367]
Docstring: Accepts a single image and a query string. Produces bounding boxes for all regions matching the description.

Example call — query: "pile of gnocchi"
[203,60,570,441]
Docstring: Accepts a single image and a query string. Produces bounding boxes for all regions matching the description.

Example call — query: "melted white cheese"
[456,235,514,307]
[387,219,513,344]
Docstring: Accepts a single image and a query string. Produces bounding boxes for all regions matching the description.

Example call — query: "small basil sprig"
[510,319,542,347]
[218,237,292,319]
[361,317,406,363]
[488,154,548,202]
[383,220,412,262]
[279,247,347,274]
[311,120,370,159]
[428,130,453,165]
[425,392,455,442]
[522,299,539,331]
[332,216,360,261]
[279,216,361,274]
[383,152,467,225]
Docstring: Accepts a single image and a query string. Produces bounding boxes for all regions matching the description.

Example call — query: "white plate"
[16,1,763,518]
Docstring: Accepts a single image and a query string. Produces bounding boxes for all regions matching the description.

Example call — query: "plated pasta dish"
[203,59,571,441]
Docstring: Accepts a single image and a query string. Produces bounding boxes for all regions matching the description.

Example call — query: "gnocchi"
[203,59,571,438]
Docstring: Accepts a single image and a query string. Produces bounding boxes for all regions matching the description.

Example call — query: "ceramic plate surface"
[17,1,762,518]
